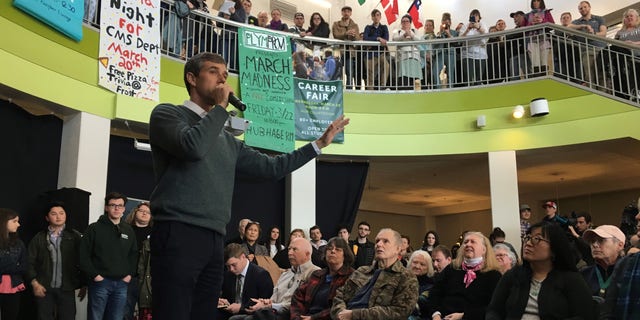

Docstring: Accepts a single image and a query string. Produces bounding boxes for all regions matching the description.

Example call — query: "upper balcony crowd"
[81,0,640,103]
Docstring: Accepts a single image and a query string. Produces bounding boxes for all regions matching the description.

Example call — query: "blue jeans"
[88,278,128,320]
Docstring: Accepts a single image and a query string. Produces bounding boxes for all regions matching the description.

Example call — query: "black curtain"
[107,135,156,200]
[316,161,369,237]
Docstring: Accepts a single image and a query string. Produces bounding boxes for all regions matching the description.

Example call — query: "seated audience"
[487,222,595,320]
[264,226,284,258]
[602,250,640,319]
[409,250,436,319]
[273,229,305,269]
[580,225,626,301]
[241,221,268,263]
[421,230,440,255]
[400,234,413,265]
[290,237,354,320]
[428,231,501,320]
[432,245,452,273]
[331,228,419,320]
[217,244,273,319]
[493,243,517,274]
[233,237,318,320]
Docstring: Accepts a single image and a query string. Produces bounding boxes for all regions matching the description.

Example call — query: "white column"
[58,111,111,224]
[285,160,316,234]
[488,151,522,250]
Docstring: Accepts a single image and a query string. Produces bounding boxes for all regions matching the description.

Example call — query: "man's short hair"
[45,201,67,217]
[357,221,371,229]
[104,192,127,206]
[290,228,306,238]
[371,9,381,16]
[432,245,451,259]
[378,228,402,246]
[341,6,352,12]
[294,12,304,18]
[224,243,246,262]
[183,52,226,95]
[310,225,320,232]
[576,212,592,223]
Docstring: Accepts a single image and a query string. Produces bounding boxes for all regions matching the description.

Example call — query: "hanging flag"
[381,0,399,24]
[358,0,366,5]
[408,0,423,28]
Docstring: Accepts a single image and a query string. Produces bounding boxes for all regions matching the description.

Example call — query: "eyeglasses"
[136,209,150,214]
[107,204,125,209]
[401,20,410,23]
[495,253,509,258]
[523,235,549,245]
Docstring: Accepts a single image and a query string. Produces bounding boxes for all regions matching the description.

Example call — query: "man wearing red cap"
[580,225,625,301]
[541,201,570,226]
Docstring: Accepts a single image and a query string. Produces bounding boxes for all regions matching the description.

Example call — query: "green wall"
[2,3,639,156]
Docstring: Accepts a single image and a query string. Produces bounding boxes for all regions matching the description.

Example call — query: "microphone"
[228,93,246,111]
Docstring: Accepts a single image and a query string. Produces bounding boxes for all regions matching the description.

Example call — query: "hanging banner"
[13,0,84,41]
[98,0,161,101]
[239,27,295,153]
[294,79,344,142]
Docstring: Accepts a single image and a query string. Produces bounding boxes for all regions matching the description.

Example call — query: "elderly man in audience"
[580,225,626,300]
[217,244,273,319]
[232,237,318,320]
[331,228,418,320]
[493,243,517,274]
[290,237,354,320]
[428,231,501,320]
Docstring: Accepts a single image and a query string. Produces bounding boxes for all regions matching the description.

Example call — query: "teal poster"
[238,27,295,153]
[14,0,84,41]
[294,79,344,142]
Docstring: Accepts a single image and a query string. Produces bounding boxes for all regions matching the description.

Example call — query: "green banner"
[238,27,295,153]
[294,79,344,142]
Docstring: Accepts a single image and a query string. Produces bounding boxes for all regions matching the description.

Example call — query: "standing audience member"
[257,11,269,28]
[409,250,436,320]
[612,8,640,100]
[148,51,348,320]
[432,13,458,88]
[289,12,306,34]
[337,225,351,245]
[79,192,137,320]
[393,14,423,90]
[268,9,288,31]
[570,211,595,266]
[580,226,626,301]
[487,19,507,83]
[28,202,84,320]
[507,11,530,81]
[568,1,608,88]
[331,6,360,89]
[243,0,258,26]
[487,222,595,320]
[422,19,437,87]
[350,221,375,268]
[421,230,440,255]
[432,245,452,273]
[303,13,330,38]
[235,237,319,319]
[0,208,26,320]
[331,228,419,320]
[363,9,390,90]
[160,0,183,58]
[493,243,517,274]
[459,9,489,86]
[241,221,268,263]
[290,237,354,320]
[554,11,583,81]
[428,231,501,320]
[217,243,273,319]
[123,202,152,320]
[525,0,555,76]
[519,204,532,239]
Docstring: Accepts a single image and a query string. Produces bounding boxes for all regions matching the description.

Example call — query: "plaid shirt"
[290,266,354,320]
[520,220,530,239]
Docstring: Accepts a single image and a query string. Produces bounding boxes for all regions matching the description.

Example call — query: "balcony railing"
[83,1,640,106]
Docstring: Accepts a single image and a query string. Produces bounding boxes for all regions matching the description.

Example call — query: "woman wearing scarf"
[487,222,595,320]
[428,231,501,320]
[268,9,288,31]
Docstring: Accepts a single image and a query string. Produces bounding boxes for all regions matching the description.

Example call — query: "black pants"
[36,288,76,320]
[151,221,224,320]
[0,292,22,320]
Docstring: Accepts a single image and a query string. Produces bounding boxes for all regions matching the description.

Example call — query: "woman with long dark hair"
[264,226,285,258]
[0,208,27,320]
[487,222,595,319]
[303,12,330,38]
[421,230,440,254]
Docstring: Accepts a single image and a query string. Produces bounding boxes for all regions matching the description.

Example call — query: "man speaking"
[148,52,349,320]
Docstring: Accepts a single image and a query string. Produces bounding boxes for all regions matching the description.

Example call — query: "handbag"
[173,0,190,19]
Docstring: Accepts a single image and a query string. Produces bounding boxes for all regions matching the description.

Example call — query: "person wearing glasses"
[79,192,138,320]
[123,202,153,320]
[493,243,517,274]
[487,222,595,320]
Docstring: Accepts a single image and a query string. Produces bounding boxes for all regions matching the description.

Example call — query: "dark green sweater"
[79,215,137,280]
[149,104,317,235]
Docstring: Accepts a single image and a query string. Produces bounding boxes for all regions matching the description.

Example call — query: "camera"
[469,15,476,23]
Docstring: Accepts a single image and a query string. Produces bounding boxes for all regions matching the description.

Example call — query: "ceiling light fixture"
[513,105,525,119]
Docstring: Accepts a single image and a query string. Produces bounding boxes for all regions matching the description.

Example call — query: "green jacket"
[137,238,152,309]
[26,228,83,291]
[331,259,419,320]
[79,215,137,280]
